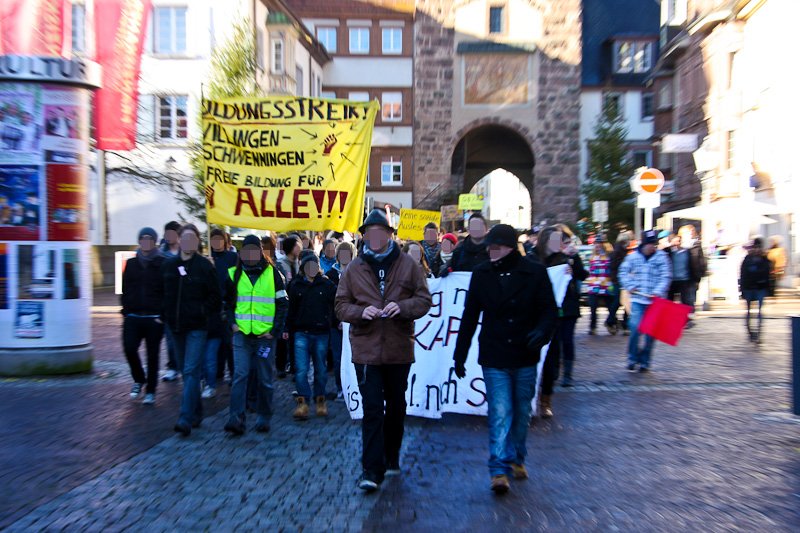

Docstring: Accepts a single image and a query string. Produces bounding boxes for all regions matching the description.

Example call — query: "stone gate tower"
[413,0,582,224]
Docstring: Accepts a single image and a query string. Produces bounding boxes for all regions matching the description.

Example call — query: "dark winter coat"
[161,253,222,334]
[533,251,588,318]
[335,245,432,365]
[121,254,165,316]
[666,242,708,282]
[448,237,489,272]
[287,274,337,334]
[740,253,772,291]
[454,250,558,369]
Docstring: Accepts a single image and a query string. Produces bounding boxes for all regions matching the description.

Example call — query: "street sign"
[637,192,661,209]
[458,193,484,210]
[592,201,608,223]
[661,133,698,153]
[634,168,665,194]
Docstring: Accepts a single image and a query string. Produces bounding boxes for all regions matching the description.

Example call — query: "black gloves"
[454,360,466,379]
[526,330,549,354]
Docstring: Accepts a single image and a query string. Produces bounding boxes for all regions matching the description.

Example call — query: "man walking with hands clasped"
[453,224,558,495]
[335,209,432,492]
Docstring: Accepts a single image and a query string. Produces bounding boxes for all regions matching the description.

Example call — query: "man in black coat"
[453,224,558,494]
[446,213,490,273]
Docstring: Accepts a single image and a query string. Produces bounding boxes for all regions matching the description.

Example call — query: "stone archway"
[449,119,536,225]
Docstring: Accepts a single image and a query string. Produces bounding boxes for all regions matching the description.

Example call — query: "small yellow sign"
[440,204,461,222]
[458,193,484,210]
[397,209,441,241]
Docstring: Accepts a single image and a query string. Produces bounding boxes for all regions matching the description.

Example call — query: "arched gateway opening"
[450,123,535,227]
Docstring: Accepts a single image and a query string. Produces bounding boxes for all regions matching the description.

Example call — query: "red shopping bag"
[637,297,692,346]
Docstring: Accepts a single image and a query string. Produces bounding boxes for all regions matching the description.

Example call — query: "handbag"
[637,297,692,346]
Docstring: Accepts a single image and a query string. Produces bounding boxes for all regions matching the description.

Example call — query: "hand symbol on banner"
[205,184,215,208]
[323,134,338,156]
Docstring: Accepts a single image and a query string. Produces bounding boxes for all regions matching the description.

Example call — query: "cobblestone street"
[1,291,799,531]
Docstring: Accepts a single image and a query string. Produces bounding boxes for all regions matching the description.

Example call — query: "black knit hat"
[300,253,320,271]
[485,224,518,248]
[242,234,261,249]
[359,209,394,234]
[138,227,157,241]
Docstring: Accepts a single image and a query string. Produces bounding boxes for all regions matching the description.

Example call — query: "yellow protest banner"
[458,193,484,210]
[202,96,379,232]
[397,209,441,241]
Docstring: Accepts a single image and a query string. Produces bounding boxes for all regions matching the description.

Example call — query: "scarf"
[362,241,399,296]
[421,241,441,265]
[439,250,453,264]
[136,247,163,267]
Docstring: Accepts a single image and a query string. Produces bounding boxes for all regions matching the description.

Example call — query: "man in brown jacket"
[335,209,433,492]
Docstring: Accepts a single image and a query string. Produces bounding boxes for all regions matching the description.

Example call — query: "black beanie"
[485,224,518,248]
[242,234,261,248]
[138,227,158,241]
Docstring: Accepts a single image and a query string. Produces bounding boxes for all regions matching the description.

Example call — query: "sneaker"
[224,417,245,436]
[606,323,618,335]
[201,386,216,399]
[627,363,637,372]
[638,366,649,373]
[335,391,345,402]
[511,464,529,480]
[130,383,144,399]
[357,474,379,492]
[142,393,155,405]
[173,420,191,436]
[490,474,510,494]
[162,369,179,382]
[385,460,401,476]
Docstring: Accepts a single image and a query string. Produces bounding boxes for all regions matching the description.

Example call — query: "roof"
[581,0,660,87]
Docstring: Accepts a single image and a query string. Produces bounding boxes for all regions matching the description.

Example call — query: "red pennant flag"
[0,0,71,57]
[93,0,151,150]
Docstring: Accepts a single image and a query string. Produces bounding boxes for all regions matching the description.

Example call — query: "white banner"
[341,267,569,419]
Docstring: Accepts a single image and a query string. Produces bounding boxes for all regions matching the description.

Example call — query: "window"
[349,27,370,54]
[158,96,188,140]
[271,39,284,74]
[657,84,672,110]
[614,41,652,73]
[489,6,504,34]
[256,30,265,70]
[321,91,337,99]
[631,150,652,169]
[726,130,736,170]
[296,65,304,96]
[154,6,187,54]
[381,92,402,121]
[71,3,86,53]
[382,28,402,54]
[603,92,623,117]
[316,27,337,53]
[641,93,654,120]
[348,91,370,102]
[381,160,402,185]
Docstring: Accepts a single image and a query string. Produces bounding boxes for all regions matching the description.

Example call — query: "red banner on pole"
[93,0,151,150]
[0,0,71,57]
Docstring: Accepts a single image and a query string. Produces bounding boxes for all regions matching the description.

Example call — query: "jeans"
[294,332,329,401]
[230,332,275,422]
[541,317,577,395]
[355,363,411,481]
[173,330,207,425]
[587,293,613,331]
[216,328,234,380]
[627,302,655,368]
[330,327,343,393]
[202,336,221,389]
[606,289,628,330]
[482,366,538,477]
[669,280,697,313]
[743,289,767,338]
[122,316,163,393]
[164,324,178,371]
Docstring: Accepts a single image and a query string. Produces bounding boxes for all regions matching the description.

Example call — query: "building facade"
[287,0,416,212]
[653,0,798,290]
[579,0,660,197]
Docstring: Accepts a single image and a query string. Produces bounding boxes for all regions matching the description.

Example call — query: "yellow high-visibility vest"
[228,265,276,335]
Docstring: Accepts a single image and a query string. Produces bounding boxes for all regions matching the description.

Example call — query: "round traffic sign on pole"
[636,168,665,194]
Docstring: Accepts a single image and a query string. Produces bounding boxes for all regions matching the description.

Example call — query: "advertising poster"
[17,244,56,300]
[0,83,43,165]
[0,165,42,240]
[15,300,44,339]
[47,164,87,241]
[62,248,80,299]
[0,243,7,309]
[41,86,89,164]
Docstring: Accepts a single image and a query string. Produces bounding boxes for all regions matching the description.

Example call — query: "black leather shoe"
[173,421,191,436]
[224,418,245,436]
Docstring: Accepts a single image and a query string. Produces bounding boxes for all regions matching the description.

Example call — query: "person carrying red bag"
[619,229,672,373]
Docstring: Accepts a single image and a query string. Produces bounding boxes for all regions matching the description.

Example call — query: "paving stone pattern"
[1,294,799,531]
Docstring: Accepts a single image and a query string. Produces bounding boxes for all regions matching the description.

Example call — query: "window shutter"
[136,94,156,143]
